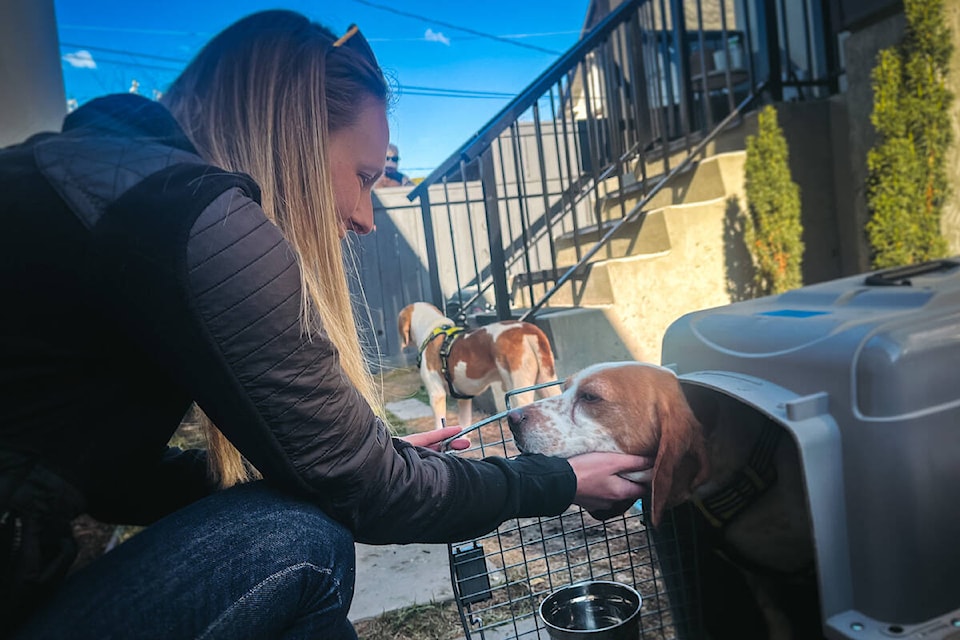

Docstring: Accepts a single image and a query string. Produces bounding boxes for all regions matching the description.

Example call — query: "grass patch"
[353,601,463,640]
[384,410,413,437]
[412,385,430,405]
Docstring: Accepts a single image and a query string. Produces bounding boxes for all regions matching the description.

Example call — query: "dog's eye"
[578,391,602,403]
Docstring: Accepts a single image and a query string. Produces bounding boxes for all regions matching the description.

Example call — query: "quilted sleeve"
[89,164,576,543]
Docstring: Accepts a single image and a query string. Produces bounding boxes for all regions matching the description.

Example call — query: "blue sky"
[53,0,591,177]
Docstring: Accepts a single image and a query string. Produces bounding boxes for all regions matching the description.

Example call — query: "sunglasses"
[386,155,400,162]
[331,23,376,63]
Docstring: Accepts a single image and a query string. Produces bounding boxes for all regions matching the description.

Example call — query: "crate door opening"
[655,382,822,640]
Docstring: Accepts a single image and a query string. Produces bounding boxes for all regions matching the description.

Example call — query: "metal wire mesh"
[445,397,701,640]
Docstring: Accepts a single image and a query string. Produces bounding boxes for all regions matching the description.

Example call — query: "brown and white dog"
[398,302,561,429]
[505,361,817,640]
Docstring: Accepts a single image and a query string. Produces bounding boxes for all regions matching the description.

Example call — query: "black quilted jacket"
[0,95,575,545]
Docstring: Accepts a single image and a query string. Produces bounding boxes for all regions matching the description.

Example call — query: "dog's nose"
[506,408,526,430]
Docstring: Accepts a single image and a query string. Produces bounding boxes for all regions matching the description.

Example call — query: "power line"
[487,30,579,39]
[60,23,577,44]
[365,30,579,43]
[60,43,520,100]
[71,56,182,73]
[61,43,189,64]
[400,85,515,98]
[401,90,509,100]
[349,0,562,55]
[59,24,211,38]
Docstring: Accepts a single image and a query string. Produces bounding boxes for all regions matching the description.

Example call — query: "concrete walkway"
[349,541,454,621]
[348,397,456,623]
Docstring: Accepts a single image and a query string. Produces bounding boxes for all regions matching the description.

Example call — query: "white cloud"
[63,50,97,69]
[424,28,450,46]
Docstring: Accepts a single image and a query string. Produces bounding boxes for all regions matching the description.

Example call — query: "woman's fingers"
[567,452,653,516]
[399,426,470,451]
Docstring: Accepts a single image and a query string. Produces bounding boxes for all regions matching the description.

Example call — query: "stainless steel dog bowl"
[539,580,642,639]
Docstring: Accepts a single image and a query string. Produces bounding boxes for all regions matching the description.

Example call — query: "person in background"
[0,10,651,639]
[375,142,413,187]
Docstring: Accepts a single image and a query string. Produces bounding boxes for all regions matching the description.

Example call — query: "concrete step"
[533,306,641,378]
[544,150,745,266]
[551,207,672,269]
[515,189,751,365]
[602,150,746,224]
[515,192,737,311]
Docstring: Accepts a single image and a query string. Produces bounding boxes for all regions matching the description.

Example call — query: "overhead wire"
[58,23,212,37]
[348,0,562,55]
[60,42,190,64]
[60,43,519,100]
[59,23,573,49]
[57,13,571,173]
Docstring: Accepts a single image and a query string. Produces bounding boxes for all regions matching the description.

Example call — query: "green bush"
[743,105,804,295]
[866,0,952,269]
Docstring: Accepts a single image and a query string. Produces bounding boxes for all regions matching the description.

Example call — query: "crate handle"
[864,259,960,287]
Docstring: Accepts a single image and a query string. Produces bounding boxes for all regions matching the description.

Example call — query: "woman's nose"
[350,198,375,235]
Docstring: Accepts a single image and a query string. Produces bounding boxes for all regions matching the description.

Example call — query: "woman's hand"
[399,426,471,452]
[567,452,654,520]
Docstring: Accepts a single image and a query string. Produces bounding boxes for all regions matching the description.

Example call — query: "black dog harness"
[690,422,814,581]
[692,420,782,529]
[416,325,474,400]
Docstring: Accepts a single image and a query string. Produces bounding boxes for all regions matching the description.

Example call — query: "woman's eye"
[359,174,375,189]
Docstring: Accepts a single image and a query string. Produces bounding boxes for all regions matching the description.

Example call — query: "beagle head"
[398,302,449,350]
[506,362,709,527]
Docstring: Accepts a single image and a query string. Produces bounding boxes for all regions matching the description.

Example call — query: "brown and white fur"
[398,302,561,429]
[505,361,817,640]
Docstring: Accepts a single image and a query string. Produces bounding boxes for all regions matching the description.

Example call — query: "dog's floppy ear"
[649,383,709,528]
[398,305,413,349]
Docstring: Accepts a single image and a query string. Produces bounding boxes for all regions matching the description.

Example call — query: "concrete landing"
[385,398,434,421]
[350,396,456,623]
[349,542,455,622]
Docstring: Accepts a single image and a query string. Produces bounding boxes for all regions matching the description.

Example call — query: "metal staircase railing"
[404,0,837,324]
[520,83,762,321]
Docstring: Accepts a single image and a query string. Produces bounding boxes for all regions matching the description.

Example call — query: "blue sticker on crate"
[758,309,828,318]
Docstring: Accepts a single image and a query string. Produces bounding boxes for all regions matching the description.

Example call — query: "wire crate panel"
[446,407,701,640]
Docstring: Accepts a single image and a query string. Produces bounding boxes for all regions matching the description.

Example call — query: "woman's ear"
[648,387,709,528]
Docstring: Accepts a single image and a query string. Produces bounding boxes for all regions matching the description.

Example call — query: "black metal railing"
[405,0,839,323]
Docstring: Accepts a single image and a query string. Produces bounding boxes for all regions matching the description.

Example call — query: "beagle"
[505,361,818,640]
[398,302,560,430]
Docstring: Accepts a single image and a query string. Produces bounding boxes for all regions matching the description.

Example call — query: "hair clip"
[333,24,359,48]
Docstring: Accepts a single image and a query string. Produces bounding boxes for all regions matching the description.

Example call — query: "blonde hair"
[161,10,388,487]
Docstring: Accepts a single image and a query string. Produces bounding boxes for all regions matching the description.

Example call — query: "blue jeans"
[13,482,358,640]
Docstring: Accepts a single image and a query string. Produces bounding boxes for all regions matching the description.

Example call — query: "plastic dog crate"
[661,258,960,639]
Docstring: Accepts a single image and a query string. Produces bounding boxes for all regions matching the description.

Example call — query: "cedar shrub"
[743,104,804,295]
[866,0,952,268]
